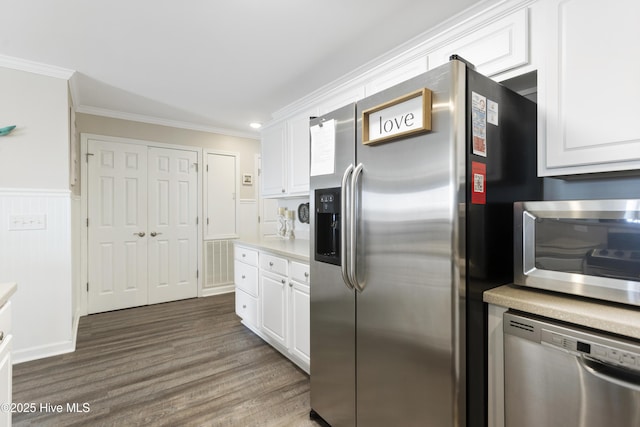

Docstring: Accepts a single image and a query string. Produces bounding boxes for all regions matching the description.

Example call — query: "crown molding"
[74,105,260,140]
[271,0,534,121]
[0,54,75,80]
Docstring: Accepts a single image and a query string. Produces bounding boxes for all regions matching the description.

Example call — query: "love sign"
[362,88,432,145]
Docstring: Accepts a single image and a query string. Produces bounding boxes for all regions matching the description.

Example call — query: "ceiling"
[1,0,483,138]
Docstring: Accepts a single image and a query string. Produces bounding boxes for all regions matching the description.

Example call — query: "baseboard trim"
[13,340,75,365]
[201,285,235,297]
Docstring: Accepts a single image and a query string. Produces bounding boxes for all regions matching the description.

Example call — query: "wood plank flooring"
[12,293,319,426]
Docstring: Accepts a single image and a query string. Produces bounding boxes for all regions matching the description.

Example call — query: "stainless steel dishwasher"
[504,311,640,427]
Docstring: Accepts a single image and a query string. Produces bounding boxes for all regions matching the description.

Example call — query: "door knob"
[133,232,146,237]
[150,232,163,237]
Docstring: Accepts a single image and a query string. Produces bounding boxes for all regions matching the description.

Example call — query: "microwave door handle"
[341,164,355,290]
[579,355,640,392]
[350,163,364,293]
[522,211,537,275]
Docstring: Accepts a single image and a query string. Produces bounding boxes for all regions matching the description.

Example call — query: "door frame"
[80,133,203,316]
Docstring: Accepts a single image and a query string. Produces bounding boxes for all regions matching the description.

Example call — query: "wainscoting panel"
[0,189,74,363]
[203,239,234,296]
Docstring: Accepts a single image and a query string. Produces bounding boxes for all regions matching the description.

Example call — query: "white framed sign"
[362,88,432,145]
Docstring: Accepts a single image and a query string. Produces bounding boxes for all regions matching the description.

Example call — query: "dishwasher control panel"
[541,329,640,372]
[505,311,640,373]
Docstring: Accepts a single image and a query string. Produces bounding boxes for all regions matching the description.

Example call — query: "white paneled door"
[88,141,149,313]
[87,140,198,314]
[147,147,198,304]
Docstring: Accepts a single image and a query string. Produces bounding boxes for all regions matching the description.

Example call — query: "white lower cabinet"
[260,271,288,348]
[233,243,310,373]
[0,300,13,427]
[234,246,259,330]
[289,261,310,365]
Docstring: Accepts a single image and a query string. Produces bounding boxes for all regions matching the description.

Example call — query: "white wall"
[0,67,70,189]
[0,66,74,363]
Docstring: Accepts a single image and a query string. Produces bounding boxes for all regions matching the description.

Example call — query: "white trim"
[0,188,71,197]
[76,106,260,140]
[271,0,536,121]
[13,340,75,365]
[0,54,75,80]
[80,133,204,311]
[201,285,235,297]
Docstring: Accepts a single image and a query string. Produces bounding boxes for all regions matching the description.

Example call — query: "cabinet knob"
[242,253,246,257]
[281,279,286,284]
[281,189,285,193]
[269,262,274,267]
[242,275,246,279]
[289,282,293,288]
[242,304,246,309]
[304,272,309,278]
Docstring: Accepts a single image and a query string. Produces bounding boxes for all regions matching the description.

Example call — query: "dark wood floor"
[13,293,319,426]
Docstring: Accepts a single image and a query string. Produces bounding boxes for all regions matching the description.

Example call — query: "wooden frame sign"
[362,88,432,145]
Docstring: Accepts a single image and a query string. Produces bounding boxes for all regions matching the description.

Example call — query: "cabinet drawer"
[290,261,310,285]
[260,253,288,276]
[235,289,258,328]
[234,261,258,297]
[234,246,258,266]
[0,301,11,336]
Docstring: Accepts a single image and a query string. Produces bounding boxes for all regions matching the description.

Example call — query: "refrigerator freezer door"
[310,104,357,427]
[354,62,465,426]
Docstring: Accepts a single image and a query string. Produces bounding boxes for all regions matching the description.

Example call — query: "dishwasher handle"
[579,355,640,392]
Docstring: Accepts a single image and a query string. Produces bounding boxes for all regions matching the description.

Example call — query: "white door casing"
[147,147,199,304]
[87,140,149,313]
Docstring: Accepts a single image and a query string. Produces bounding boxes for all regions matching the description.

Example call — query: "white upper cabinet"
[287,111,313,196]
[538,0,640,176]
[428,9,529,77]
[318,86,365,116]
[261,107,317,198]
[364,56,429,97]
[261,123,287,197]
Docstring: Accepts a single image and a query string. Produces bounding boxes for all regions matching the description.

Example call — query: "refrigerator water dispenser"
[314,187,341,265]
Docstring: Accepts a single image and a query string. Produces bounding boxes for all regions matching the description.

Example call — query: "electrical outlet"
[8,214,47,231]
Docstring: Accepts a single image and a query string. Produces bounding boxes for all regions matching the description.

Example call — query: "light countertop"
[234,237,310,262]
[0,282,17,308]
[485,284,640,340]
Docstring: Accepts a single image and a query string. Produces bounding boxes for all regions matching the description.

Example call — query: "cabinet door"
[365,57,428,96]
[0,334,11,427]
[261,124,287,197]
[260,272,287,348]
[539,0,640,176]
[287,112,313,196]
[289,280,310,365]
[428,9,529,77]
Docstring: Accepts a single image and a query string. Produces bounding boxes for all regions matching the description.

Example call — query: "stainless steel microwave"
[514,199,640,306]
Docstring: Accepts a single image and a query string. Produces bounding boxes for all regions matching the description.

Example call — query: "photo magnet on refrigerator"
[471,161,486,205]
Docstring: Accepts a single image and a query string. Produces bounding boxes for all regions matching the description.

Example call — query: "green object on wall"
[0,125,16,136]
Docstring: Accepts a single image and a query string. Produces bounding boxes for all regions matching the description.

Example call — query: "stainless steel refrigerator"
[309,57,540,427]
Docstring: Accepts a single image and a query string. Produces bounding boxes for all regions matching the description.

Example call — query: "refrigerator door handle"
[350,162,364,293]
[341,164,355,290]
